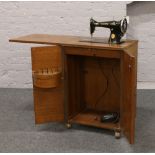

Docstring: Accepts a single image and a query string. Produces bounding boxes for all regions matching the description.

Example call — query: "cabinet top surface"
[9,34,138,50]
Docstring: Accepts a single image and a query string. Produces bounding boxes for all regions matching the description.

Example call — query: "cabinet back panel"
[83,57,120,112]
[66,55,120,119]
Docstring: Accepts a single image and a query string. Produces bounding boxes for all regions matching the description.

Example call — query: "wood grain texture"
[64,46,120,58]
[10,34,138,144]
[83,57,120,113]
[69,109,120,130]
[31,46,64,124]
[31,45,62,70]
[65,55,84,120]
[64,48,121,131]
[33,86,64,124]
[33,68,61,88]
[9,34,138,50]
[64,44,137,144]
[120,42,137,144]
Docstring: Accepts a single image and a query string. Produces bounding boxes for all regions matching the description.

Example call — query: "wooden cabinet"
[9,34,138,144]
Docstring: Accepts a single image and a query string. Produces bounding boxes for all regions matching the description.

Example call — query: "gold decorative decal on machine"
[111,34,116,39]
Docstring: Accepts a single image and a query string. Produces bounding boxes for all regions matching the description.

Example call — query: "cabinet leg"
[114,130,121,139]
[66,122,72,129]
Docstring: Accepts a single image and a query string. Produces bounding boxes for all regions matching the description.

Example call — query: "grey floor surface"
[0,88,154,152]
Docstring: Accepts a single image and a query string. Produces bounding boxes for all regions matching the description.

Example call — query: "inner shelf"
[69,109,120,131]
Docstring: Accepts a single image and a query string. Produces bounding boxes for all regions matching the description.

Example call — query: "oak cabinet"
[10,34,138,144]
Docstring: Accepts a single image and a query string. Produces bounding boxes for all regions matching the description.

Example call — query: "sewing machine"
[90,17,128,44]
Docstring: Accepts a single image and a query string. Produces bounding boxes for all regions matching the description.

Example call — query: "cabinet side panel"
[120,46,137,144]
[65,55,85,119]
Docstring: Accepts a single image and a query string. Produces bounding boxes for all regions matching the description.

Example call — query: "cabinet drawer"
[64,47,92,56]
[64,47,120,58]
[92,49,120,58]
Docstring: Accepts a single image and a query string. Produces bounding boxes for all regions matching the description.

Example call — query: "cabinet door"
[120,51,136,144]
[31,46,64,124]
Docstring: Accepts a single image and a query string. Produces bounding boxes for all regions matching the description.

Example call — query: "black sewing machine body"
[90,17,127,44]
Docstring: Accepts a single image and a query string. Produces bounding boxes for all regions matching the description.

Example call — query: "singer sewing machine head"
[90,17,128,44]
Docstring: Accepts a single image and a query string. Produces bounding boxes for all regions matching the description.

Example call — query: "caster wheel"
[115,131,121,139]
[66,123,72,129]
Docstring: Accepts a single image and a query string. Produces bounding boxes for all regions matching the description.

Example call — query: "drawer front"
[64,47,120,58]
[92,49,120,58]
[64,47,92,57]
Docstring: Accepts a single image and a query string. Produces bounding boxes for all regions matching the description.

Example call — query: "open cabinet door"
[31,46,64,124]
[120,51,136,144]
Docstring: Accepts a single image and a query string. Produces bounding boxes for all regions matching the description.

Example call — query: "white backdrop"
[0,1,126,88]
[1,1,154,88]
[127,1,155,89]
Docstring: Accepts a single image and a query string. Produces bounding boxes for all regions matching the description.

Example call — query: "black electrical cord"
[94,57,109,110]
[112,63,119,88]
